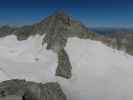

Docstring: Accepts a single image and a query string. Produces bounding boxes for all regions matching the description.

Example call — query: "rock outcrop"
[56,49,72,79]
[0,79,67,100]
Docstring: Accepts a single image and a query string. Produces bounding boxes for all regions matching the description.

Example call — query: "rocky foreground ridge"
[0,79,66,100]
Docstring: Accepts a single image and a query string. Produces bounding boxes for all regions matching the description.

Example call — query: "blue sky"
[0,0,131,27]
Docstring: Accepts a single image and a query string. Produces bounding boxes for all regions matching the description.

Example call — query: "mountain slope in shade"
[0,36,133,100]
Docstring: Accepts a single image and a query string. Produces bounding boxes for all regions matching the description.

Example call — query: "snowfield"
[0,35,58,82]
[63,38,133,100]
[0,35,133,100]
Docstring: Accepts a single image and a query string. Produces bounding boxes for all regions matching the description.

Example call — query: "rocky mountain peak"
[41,11,71,24]
[41,11,92,49]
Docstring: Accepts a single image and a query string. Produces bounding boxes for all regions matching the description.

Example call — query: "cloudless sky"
[0,0,131,28]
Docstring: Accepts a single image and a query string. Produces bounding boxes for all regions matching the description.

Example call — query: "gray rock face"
[97,32,133,56]
[0,79,25,96]
[0,79,67,100]
[0,26,16,38]
[56,49,72,79]
[41,11,90,51]
[41,11,89,79]
[41,83,66,100]
[42,11,70,52]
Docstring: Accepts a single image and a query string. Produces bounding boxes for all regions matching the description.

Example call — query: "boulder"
[0,79,67,100]
[56,49,72,79]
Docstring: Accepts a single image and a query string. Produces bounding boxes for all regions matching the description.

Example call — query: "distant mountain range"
[91,27,133,35]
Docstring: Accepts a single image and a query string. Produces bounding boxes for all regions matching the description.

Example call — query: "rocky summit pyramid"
[39,11,95,51]
[39,11,95,79]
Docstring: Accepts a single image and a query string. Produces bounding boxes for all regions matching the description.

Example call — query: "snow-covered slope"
[60,38,133,100]
[0,35,58,82]
[0,36,133,100]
